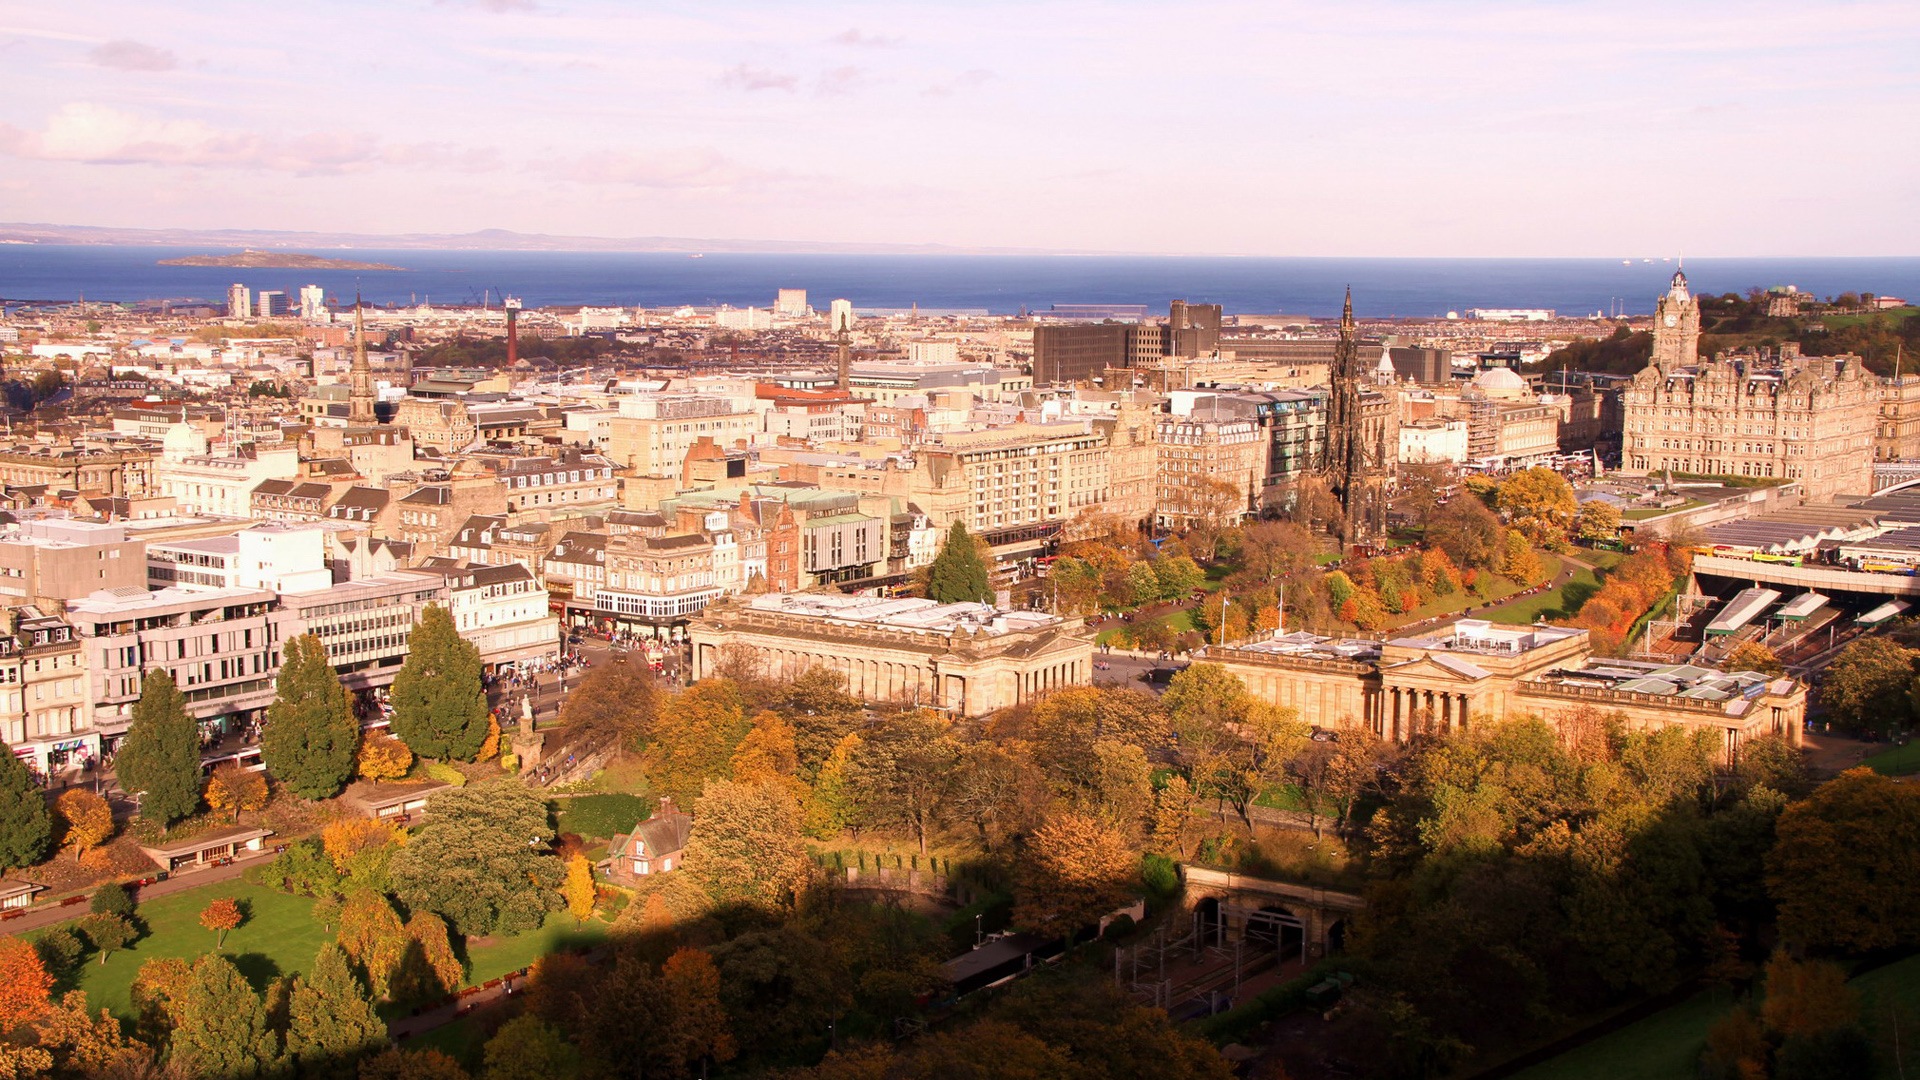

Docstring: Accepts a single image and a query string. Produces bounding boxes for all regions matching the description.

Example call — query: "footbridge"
[1691,554,1920,599]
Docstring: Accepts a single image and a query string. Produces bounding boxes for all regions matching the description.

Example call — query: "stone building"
[0,444,151,497]
[1156,409,1264,532]
[688,594,1095,718]
[1622,272,1878,499]
[1202,619,1804,762]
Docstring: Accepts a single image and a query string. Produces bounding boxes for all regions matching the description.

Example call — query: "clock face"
[1664,314,1678,327]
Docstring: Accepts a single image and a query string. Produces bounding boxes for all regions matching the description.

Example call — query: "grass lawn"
[1389,569,1535,628]
[1509,989,1732,1080]
[1096,606,1197,647]
[1253,784,1309,811]
[55,883,611,1022]
[65,882,331,1021]
[1862,739,1920,776]
[1852,952,1920,1077]
[556,792,651,842]
[1485,558,1600,626]
[464,910,609,986]
[1584,549,1628,572]
[1623,501,1702,521]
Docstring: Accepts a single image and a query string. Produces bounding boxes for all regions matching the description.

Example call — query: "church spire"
[1341,285,1354,330]
[348,294,377,425]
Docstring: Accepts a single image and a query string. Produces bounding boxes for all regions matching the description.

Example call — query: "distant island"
[157,249,405,270]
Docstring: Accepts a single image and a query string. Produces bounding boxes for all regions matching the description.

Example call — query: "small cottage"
[606,797,693,882]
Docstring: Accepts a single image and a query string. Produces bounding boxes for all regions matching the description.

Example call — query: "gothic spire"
[349,293,377,425]
[1341,285,1354,331]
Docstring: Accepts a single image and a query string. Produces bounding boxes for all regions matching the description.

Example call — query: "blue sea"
[2,245,1917,319]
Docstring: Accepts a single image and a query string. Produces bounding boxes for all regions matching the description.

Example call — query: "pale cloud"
[922,68,991,97]
[87,40,177,71]
[0,103,495,176]
[816,65,867,95]
[830,29,899,48]
[435,0,538,12]
[718,63,798,92]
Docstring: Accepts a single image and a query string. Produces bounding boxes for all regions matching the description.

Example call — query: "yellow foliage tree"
[477,715,501,763]
[321,818,407,873]
[55,789,113,862]
[357,734,413,781]
[562,855,596,924]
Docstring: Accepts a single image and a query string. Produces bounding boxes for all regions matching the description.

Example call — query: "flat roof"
[1860,601,1909,626]
[138,824,271,858]
[739,594,1064,637]
[1389,619,1585,656]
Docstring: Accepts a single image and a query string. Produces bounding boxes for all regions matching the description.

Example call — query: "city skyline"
[0,0,1915,258]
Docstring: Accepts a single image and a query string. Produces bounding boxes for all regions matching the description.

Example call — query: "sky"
[0,0,1915,257]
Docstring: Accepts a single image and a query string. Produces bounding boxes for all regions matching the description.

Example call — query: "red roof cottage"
[606,797,693,883]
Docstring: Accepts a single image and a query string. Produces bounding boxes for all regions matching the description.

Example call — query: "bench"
[0,910,24,921]
[59,895,86,907]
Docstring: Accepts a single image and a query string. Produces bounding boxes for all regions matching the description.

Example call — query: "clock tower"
[1651,270,1701,367]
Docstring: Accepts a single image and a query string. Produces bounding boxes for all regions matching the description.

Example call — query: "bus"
[1860,559,1916,575]
[1753,552,1803,566]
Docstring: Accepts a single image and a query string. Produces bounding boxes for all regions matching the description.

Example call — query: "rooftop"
[738,594,1064,637]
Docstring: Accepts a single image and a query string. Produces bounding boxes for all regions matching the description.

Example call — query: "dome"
[1473,366,1528,399]
[161,422,208,462]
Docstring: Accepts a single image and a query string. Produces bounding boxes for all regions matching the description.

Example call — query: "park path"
[0,852,266,938]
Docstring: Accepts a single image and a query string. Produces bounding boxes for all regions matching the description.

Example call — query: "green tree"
[286,943,386,1079]
[88,882,133,919]
[389,780,561,936]
[117,668,202,826]
[483,1015,579,1080]
[1153,555,1206,599]
[262,634,361,799]
[1821,636,1919,735]
[685,779,810,910]
[168,954,282,1078]
[76,913,134,966]
[0,747,52,868]
[389,605,488,761]
[927,521,992,604]
[557,660,659,757]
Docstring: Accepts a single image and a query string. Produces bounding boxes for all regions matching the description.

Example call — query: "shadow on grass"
[228,951,283,991]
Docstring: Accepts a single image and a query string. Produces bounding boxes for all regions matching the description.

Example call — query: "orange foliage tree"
[0,936,55,1031]
[203,763,269,823]
[199,898,245,949]
[322,818,406,872]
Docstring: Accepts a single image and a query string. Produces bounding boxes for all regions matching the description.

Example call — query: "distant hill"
[157,249,404,270]
[0,222,1074,256]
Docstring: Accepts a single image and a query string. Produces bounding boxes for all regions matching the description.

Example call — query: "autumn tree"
[1723,640,1785,676]
[559,660,659,757]
[0,749,51,869]
[358,1046,472,1080]
[168,953,282,1078]
[686,778,810,910]
[645,680,752,806]
[389,604,489,761]
[1821,636,1919,735]
[1496,467,1579,546]
[1767,767,1920,952]
[200,897,245,949]
[730,710,806,801]
[847,711,960,854]
[337,891,409,999]
[1239,519,1322,582]
[204,762,269,823]
[1573,500,1622,544]
[29,989,152,1078]
[261,633,361,799]
[356,733,413,781]
[286,943,387,1079]
[780,667,866,777]
[927,521,993,604]
[1014,812,1139,936]
[392,912,464,1008]
[1426,494,1503,570]
[1149,774,1200,860]
[117,667,201,827]
[804,733,862,840]
[0,936,55,1031]
[563,854,596,924]
[658,947,736,1077]
[390,780,561,936]
[54,787,111,862]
